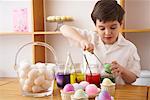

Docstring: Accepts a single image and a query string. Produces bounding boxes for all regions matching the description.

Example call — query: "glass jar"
[85,64,101,87]
[55,64,70,88]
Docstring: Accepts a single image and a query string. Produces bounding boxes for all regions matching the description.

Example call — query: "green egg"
[104,63,112,74]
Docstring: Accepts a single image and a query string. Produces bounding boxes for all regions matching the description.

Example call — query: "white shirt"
[68,27,141,85]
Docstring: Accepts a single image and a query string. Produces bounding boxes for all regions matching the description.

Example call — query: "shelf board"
[0,31,61,35]
[122,29,150,33]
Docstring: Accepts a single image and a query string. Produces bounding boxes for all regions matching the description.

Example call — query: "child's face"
[96,20,122,44]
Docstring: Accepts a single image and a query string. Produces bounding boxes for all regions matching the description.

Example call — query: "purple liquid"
[56,73,70,88]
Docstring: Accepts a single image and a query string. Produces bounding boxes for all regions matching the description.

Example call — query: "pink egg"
[79,81,89,90]
[63,84,74,92]
[85,84,98,96]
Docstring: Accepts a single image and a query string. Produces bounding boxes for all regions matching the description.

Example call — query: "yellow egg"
[65,16,73,21]
[47,16,56,22]
[60,16,66,21]
[32,85,44,93]
[34,75,45,86]
[55,16,61,22]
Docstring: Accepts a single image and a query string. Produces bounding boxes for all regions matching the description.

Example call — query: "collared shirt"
[68,27,141,84]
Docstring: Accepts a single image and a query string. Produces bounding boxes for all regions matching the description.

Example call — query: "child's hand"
[80,39,94,53]
[110,61,125,77]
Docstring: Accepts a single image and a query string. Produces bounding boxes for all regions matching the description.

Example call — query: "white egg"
[23,84,32,92]
[24,78,34,86]
[19,70,28,79]
[45,70,54,80]
[32,85,44,93]
[19,61,31,71]
[19,78,25,86]
[34,75,45,86]
[38,68,46,76]
[46,63,55,70]
[28,69,39,79]
[36,63,46,69]
[41,80,51,90]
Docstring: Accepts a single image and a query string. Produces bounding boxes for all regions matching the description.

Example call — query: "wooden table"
[0,78,148,100]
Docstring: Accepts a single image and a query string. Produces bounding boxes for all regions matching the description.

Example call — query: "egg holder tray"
[14,42,58,97]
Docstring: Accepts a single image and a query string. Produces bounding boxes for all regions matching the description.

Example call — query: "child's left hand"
[110,61,125,77]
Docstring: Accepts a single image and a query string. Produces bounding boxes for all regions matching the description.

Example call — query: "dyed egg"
[72,89,88,99]
[96,90,112,100]
[79,81,89,90]
[73,83,83,91]
[85,84,98,96]
[32,85,44,93]
[63,84,74,93]
[34,75,45,86]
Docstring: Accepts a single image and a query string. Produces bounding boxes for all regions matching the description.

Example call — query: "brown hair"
[91,0,125,25]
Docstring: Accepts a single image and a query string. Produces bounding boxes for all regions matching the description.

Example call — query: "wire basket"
[14,42,57,97]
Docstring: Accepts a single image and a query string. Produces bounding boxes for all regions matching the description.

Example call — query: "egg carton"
[14,42,58,97]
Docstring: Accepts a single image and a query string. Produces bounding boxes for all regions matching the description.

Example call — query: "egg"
[65,16,73,21]
[38,68,46,76]
[19,78,25,86]
[79,81,89,90]
[45,70,54,80]
[28,69,39,79]
[19,60,31,71]
[85,84,98,96]
[32,85,44,93]
[73,83,83,91]
[19,70,28,79]
[34,75,45,86]
[60,16,66,21]
[23,84,32,92]
[47,16,55,22]
[55,16,61,22]
[41,80,52,90]
[24,78,34,86]
[36,63,46,69]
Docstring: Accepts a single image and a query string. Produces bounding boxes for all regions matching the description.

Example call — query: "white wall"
[0,35,32,77]
[0,0,33,77]
[45,0,120,63]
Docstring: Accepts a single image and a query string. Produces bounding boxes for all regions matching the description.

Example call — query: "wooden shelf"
[122,29,150,33]
[0,31,61,35]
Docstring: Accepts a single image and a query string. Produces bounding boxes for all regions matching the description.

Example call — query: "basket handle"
[14,42,57,70]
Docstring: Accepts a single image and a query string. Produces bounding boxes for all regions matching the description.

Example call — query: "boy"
[60,0,140,84]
